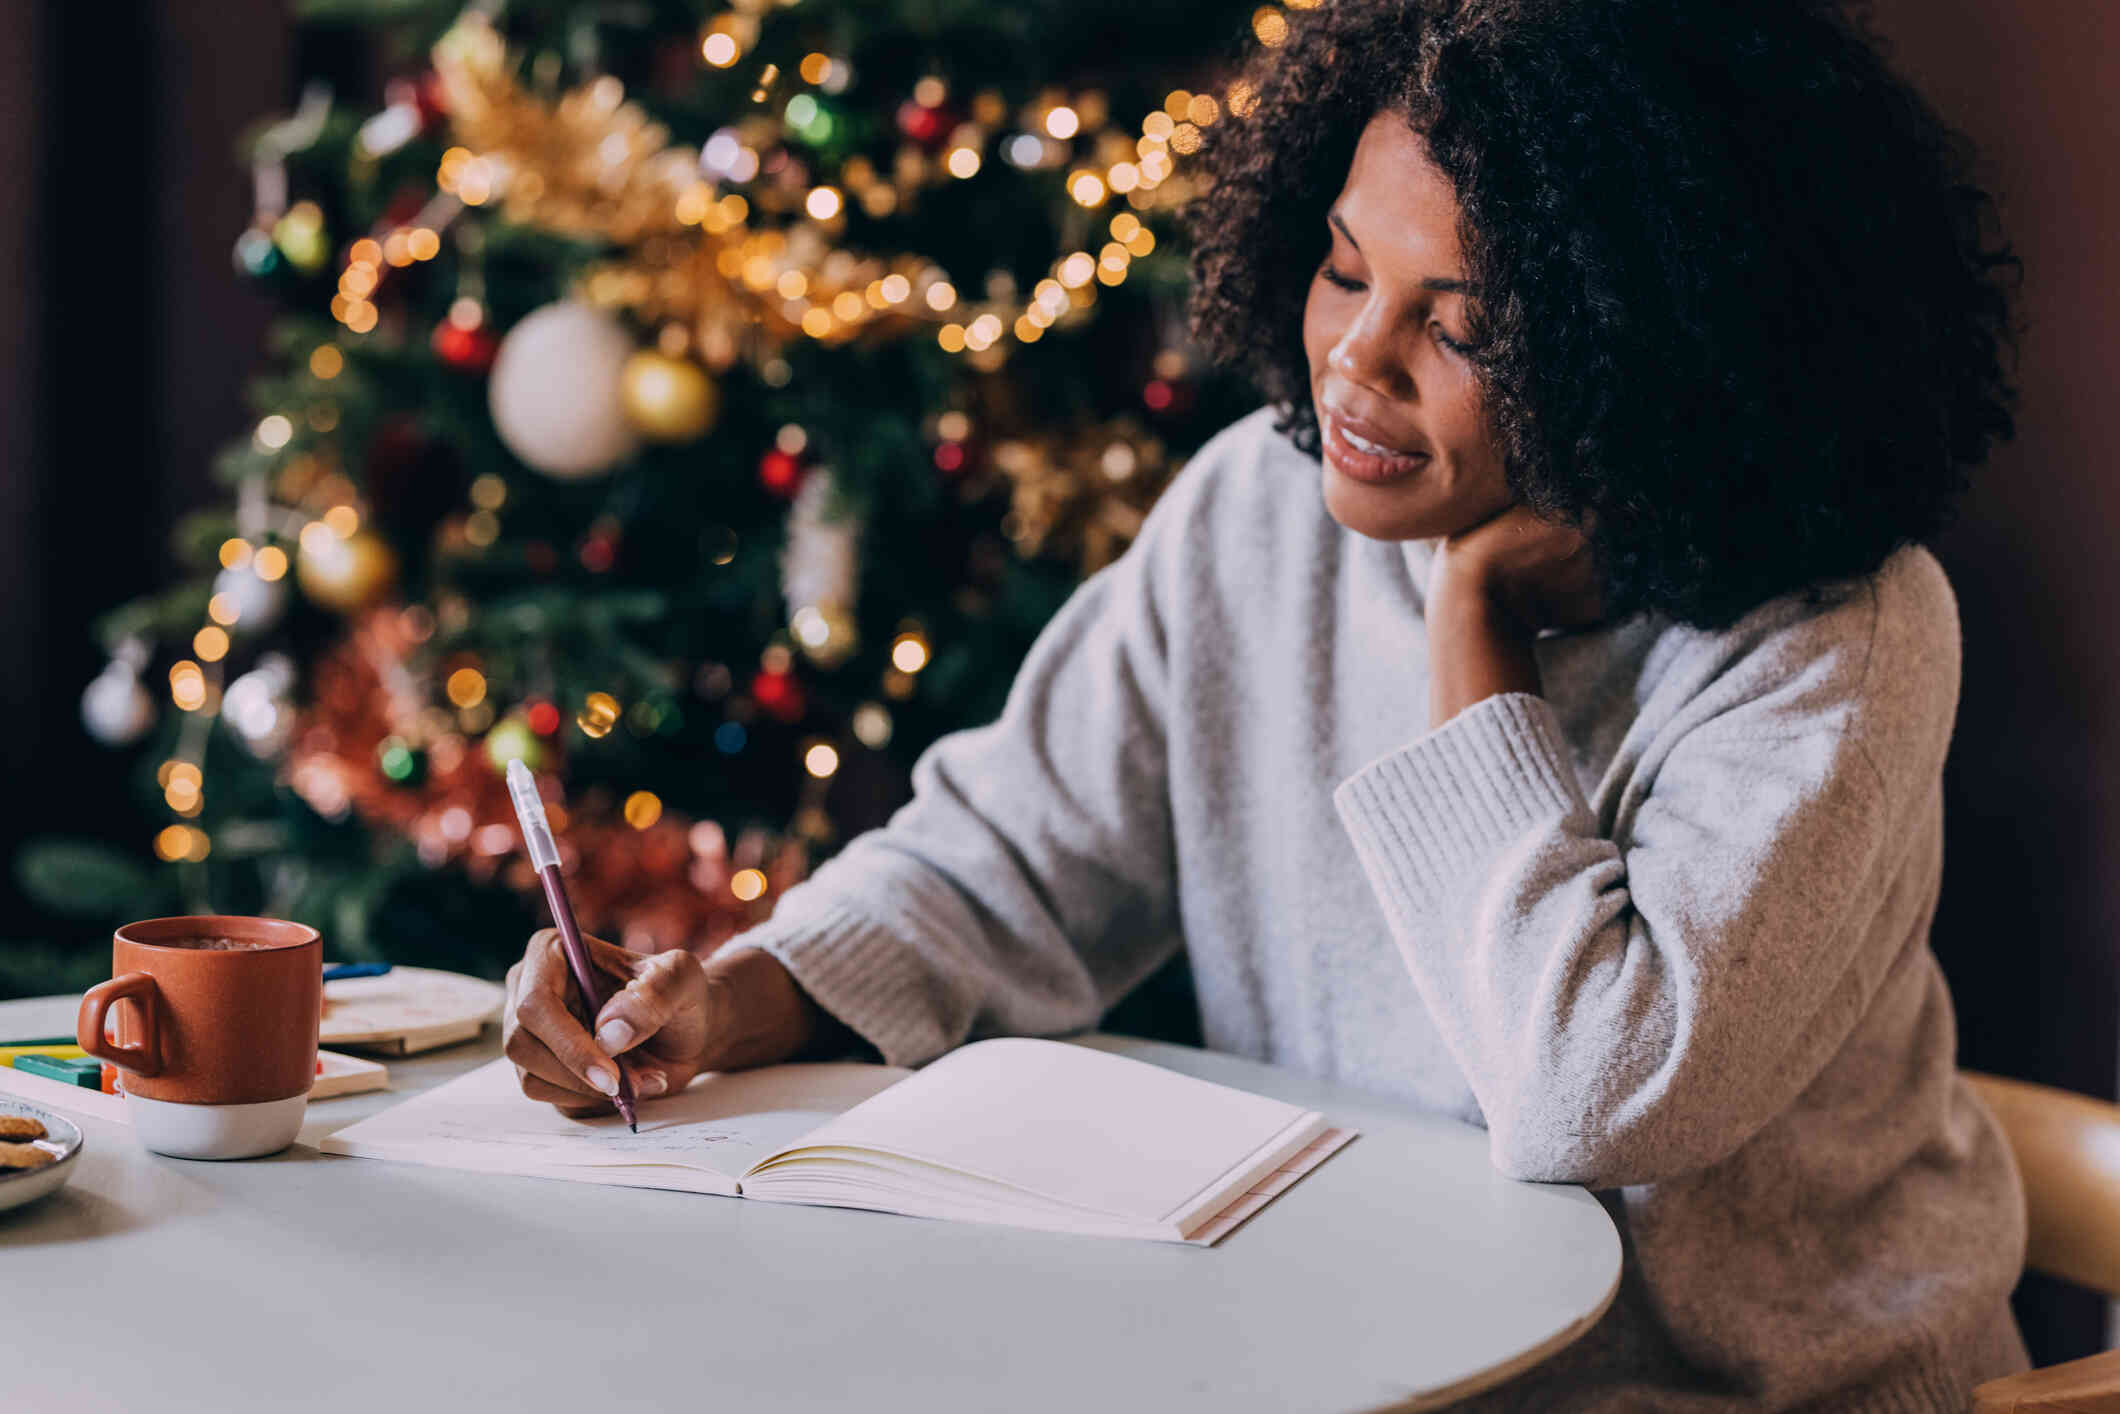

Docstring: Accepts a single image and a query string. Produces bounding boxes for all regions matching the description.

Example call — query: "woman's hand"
[1425,504,1604,725]
[502,931,825,1116]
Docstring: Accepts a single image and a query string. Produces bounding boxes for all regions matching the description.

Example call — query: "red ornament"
[750,669,806,723]
[1144,377,1195,416]
[385,75,447,133]
[580,534,618,573]
[381,185,428,228]
[895,100,953,149]
[932,441,966,474]
[432,320,499,373]
[750,669,805,725]
[759,448,806,498]
[526,700,562,736]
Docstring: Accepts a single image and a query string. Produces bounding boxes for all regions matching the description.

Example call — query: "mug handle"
[78,972,161,1077]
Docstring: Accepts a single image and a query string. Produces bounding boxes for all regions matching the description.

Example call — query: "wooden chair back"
[1964,1070,2120,1295]
[1963,1070,2120,1413]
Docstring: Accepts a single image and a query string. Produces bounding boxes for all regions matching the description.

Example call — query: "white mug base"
[125,1091,309,1160]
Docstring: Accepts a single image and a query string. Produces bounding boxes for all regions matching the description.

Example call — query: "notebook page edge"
[1163,1109,1329,1235]
[1182,1126,1359,1246]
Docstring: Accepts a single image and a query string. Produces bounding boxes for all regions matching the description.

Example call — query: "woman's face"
[1303,113,1513,542]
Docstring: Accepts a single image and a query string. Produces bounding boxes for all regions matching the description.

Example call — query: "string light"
[852,703,893,748]
[730,868,767,902]
[803,742,840,778]
[254,546,289,581]
[219,538,253,569]
[193,627,230,663]
[804,185,842,220]
[169,661,207,713]
[155,825,210,863]
[890,631,931,673]
[443,669,486,710]
[255,415,293,451]
[308,346,343,379]
[623,791,663,829]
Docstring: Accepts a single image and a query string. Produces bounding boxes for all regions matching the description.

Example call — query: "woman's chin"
[1321,464,1451,541]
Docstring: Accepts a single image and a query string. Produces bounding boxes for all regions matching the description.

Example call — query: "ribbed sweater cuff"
[1332,692,1587,914]
[721,896,947,1069]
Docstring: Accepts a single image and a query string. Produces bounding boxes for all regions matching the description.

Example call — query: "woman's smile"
[1321,408,1431,485]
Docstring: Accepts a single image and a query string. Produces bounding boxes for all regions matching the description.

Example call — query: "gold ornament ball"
[297,530,398,613]
[619,351,720,443]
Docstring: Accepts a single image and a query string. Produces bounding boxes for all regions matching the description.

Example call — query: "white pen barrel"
[505,759,562,872]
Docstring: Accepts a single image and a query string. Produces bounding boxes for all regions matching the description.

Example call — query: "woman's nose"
[1327,301,1412,401]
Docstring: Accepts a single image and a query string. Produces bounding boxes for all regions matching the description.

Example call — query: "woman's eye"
[1431,323,1471,354]
[1318,265,1364,293]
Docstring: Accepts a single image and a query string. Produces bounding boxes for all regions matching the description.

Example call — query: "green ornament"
[784,93,838,147]
[378,735,426,786]
[485,716,545,774]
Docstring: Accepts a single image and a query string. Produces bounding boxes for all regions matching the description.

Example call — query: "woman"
[502,0,2029,1406]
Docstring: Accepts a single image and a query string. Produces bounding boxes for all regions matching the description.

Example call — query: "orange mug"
[78,916,321,1160]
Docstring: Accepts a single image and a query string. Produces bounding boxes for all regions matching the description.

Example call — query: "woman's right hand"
[502,931,824,1116]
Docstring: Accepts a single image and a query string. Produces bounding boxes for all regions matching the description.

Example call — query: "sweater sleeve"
[1332,603,1923,1188]
[718,475,1191,1069]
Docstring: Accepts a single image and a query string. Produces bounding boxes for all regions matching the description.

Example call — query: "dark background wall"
[1,2,293,931]
[1865,0,2120,1360]
[0,0,2112,1365]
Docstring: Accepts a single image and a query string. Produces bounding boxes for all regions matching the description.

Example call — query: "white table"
[0,994,1619,1414]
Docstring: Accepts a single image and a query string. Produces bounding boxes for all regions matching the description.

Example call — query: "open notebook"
[321,1038,1355,1245]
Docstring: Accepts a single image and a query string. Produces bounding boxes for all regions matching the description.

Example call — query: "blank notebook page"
[757,1037,1323,1225]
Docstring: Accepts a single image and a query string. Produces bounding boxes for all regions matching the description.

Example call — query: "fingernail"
[635,1070,667,1097]
[597,1020,635,1054]
[586,1066,619,1096]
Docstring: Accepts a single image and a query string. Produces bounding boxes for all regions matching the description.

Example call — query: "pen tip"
[629,1120,637,1133]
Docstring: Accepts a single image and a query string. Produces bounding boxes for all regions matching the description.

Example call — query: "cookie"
[0,1141,55,1170]
[0,1114,47,1141]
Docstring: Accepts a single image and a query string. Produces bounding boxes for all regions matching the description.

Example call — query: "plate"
[0,1101,83,1214]
[320,965,505,1055]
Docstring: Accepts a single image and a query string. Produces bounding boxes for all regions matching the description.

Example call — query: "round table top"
[0,993,1619,1414]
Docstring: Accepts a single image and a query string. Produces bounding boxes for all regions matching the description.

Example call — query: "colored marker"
[14,1054,103,1088]
[0,1044,91,1067]
[323,962,393,982]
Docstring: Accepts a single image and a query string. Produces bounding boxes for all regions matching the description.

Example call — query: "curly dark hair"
[1185,0,2021,629]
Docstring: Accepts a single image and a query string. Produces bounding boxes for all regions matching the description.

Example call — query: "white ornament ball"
[212,563,287,634]
[223,653,297,758]
[82,664,155,745]
[487,302,642,479]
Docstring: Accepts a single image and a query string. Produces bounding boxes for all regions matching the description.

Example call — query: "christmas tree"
[18,0,1271,992]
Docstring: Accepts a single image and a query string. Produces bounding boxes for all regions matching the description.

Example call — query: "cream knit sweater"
[728,408,2029,1411]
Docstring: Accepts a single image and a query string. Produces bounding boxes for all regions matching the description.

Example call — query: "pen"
[505,758,638,1131]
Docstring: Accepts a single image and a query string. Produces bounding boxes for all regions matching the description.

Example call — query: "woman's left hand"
[1424,504,1604,725]
[1430,503,1604,634]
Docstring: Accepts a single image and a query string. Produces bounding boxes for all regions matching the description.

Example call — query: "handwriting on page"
[424,1114,822,1162]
